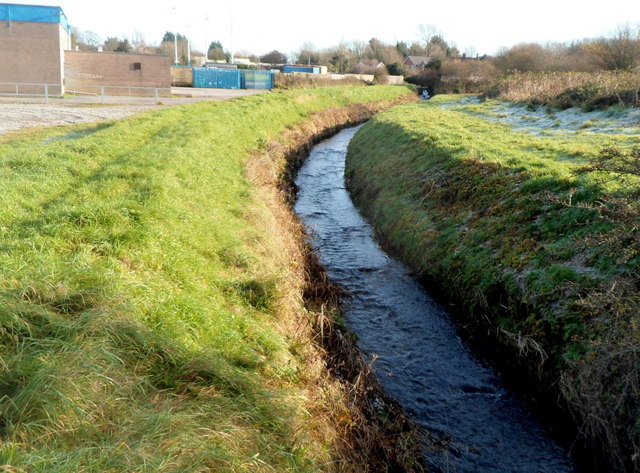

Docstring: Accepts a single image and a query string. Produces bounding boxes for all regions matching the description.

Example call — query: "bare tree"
[350,40,368,62]
[71,29,102,51]
[130,30,146,53]
[418,23,441,57]
[296,41,320,65]
[463,45,477,58]
[592,24,640,70]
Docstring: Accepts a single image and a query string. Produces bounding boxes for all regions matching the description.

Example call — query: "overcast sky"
[17,0,640,57]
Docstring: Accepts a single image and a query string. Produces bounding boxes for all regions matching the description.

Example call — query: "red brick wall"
[65,51,171,91]
[0,21,65,94]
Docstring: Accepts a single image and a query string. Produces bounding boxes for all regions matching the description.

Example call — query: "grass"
[445,96,640,138]
[0,85,416,472]
[345,96,640,472]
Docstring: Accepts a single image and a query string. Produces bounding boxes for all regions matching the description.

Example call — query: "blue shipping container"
[192,68,241,89]
[283,65,319,74]
[241,70,274,90]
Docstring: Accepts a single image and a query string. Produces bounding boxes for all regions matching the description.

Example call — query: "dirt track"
[0,103,157,135]
[0,87,267,135]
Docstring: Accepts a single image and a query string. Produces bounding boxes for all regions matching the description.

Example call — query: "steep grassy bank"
[0,86,419,472]
[345,98,639,472]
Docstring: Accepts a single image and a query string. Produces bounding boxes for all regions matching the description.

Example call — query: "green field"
[345,95,640,472]
[0,85,416,472]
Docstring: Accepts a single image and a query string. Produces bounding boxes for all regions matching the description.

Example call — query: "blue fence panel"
[192,68,241,89]
[283,65,318,74]
[240,70,274,89]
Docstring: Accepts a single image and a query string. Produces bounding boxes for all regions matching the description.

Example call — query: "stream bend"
[294,126,577,473]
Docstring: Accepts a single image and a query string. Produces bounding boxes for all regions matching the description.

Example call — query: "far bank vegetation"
[72,21,639,101]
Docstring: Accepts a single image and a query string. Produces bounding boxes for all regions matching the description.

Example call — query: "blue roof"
[0,3,68,29]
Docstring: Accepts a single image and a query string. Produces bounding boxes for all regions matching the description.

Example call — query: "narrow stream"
[294,126,578,473]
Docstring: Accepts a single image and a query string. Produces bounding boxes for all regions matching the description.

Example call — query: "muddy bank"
[247,92,428,472]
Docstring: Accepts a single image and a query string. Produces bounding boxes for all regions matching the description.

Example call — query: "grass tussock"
[345,98,640,472]
[485,71,640,109]
[0,85,418,472]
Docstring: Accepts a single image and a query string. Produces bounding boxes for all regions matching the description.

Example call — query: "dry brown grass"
[486,71,640,108]
[275,74,369,90]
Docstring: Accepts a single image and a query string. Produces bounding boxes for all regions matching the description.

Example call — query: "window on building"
[133,62,142,70]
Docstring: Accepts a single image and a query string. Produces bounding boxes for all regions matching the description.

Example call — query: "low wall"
[385,75,405,85]
[171,67,193,87]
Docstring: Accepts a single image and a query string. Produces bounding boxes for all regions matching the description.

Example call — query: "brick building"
[0,2,171,96]
[65,51,171,92]
[0,3,70,94]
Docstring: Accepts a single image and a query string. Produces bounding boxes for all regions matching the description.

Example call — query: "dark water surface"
[294,127,577,473]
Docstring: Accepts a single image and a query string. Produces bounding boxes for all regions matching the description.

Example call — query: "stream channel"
[294,126,578,473]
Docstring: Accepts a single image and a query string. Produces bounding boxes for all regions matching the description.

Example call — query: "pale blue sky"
[14,0,640,57]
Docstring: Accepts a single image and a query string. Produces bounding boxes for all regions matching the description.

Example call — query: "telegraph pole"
[172,6,179,65]
[174,34,178,65]
[230,4,234,63]
[204,12,209,61]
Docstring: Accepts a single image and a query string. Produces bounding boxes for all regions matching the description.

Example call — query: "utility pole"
[185,23,191,66]
[174,34,179,65]
[204,12,209,61]
[229,4,234,63]
[172,6,179,65]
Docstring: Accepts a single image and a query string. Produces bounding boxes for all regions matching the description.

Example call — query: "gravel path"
[0,88,268,136]
[0,103,157,135]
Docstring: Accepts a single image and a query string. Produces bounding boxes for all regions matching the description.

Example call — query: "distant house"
[403,56,431,71]
[352,60,386,75]
[355,60,385,68]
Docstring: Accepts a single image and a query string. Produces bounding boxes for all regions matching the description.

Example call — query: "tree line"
[70,23,640,93]
[70,28,289,66]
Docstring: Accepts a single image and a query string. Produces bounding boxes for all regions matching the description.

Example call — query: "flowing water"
[294,126,578,473]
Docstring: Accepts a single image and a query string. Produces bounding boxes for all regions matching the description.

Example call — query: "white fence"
[0,82,171,104]
[0,82,61,103]
[65,84,171,104]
